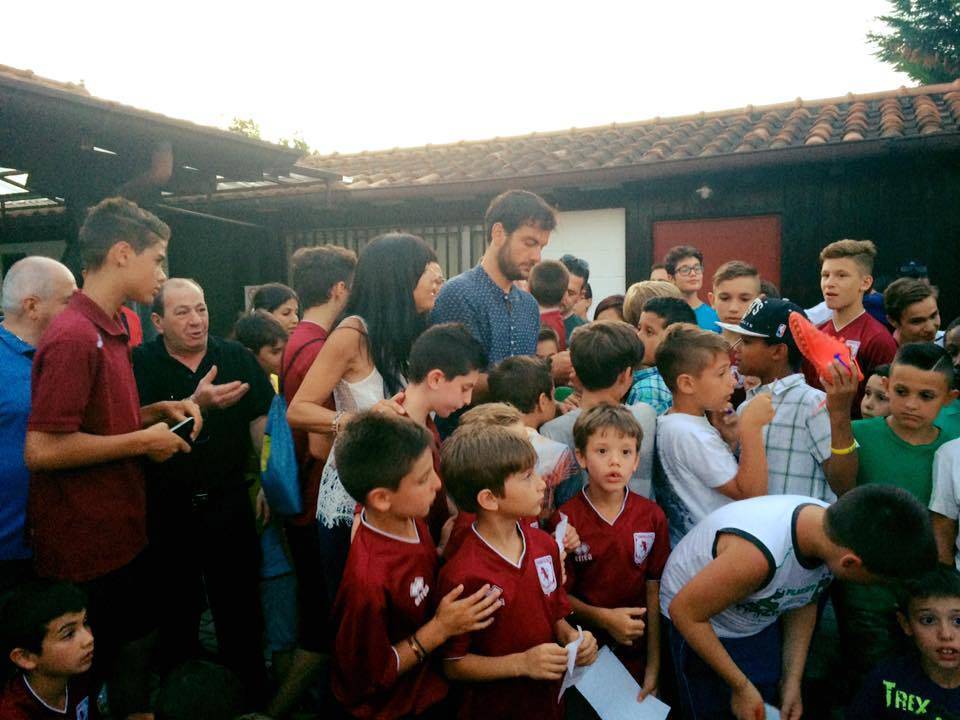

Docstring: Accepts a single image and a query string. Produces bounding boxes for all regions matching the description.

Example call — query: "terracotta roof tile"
[287,80,957,191]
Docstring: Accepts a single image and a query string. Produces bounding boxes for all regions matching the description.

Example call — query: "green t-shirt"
[936,399,960,438]
[844,416,959,613]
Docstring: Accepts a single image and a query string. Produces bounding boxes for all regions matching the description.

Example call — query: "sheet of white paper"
[764,704,781,720]
[558,626,584,701]
[575,646,670,720]
[554,512,568,553]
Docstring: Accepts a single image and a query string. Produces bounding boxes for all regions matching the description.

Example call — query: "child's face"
[895,296,941,344]
[710,277,760,325]
[687,351,736,411]
[32,610,94,678]
[899,596,960,674]
[128,239,169,305]
[537,339,559,359]
[638,311,667,367]
[820,258,871,312]
[860,374,891,418]
[732,335,776,379]
[387,448,441,519]
[886,363,956,432]
[430,370,481,418]
[670,255,704,295]
[497,466,546,518]
[255,340,285,377]
[575,428,639,493]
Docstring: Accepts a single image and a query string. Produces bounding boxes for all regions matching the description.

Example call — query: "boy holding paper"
[438,423,598,719]
[660,485,938,720]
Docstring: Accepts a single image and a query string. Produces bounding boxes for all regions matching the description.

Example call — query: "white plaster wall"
[542,208,626,320]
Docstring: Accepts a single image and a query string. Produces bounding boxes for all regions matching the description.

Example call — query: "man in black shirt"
[133,278,273,706]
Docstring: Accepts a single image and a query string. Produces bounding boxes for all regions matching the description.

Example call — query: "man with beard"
[431,190,558,375]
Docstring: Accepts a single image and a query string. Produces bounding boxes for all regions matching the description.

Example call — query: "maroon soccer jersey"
[551,489,670,679]
[281,322,331,526]
[439,522,571,720]
[0,674,90,720]
[27,292,146,582]
[443,511,539,561]
[332,513,447,719]
[803,311,897,418]
[539,309,568,351]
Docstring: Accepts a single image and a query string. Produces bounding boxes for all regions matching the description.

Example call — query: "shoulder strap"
[279,337,326,395]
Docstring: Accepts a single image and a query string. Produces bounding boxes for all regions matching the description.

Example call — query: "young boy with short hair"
[804,239,897,416]
[664,244,719,331]
[884,278,943,346]
[654,323,774,546]
[488,356,575,509]
[438,424,598,720]
[537,327,560,360]
[839,343,960,691]
[331,412,501,719]
[551,404,669,694]
[627,296,696,413]
[861,364,891,419]
[717,297,859,501]
[234,310,288,377]
[0,581,94,719]
[541,320,656,503]
[710,261,761,330]
[530,260,570,351]
[847,565,960,718]
[663,485,938,720]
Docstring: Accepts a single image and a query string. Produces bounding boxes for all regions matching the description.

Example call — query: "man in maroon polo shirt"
[268,244,356,718]
[24,197,200,716]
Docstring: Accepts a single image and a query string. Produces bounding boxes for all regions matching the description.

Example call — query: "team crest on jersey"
[534,555,557,594]
[844,339,861,359]
[409,576,430,607]
[573,543,593,563]
[633,532,655,565]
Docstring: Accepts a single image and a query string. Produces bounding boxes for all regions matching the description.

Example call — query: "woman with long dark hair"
[252,282,300,334]
[286,232,442,591]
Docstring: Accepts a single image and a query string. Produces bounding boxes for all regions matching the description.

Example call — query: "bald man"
[0,256,76,592]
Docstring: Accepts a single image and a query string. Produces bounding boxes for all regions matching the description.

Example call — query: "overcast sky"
[6,1,911,156]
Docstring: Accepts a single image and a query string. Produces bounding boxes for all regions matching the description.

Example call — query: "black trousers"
[149,483,267,707]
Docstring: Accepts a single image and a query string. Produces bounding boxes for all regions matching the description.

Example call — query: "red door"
[653,215,781,290]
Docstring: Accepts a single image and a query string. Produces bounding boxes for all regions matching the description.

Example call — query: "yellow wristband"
[831,440,859,456]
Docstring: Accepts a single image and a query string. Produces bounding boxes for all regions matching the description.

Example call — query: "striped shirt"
[626,367,672,415]
[738,373,834,501]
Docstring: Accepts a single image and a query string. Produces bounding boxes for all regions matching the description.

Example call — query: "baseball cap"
[716,297,806,343]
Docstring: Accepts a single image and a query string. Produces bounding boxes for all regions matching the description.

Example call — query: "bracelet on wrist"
[411,632,428,658]
[331,410,344,435]
[407,635,426,663]
[831,440,859,456]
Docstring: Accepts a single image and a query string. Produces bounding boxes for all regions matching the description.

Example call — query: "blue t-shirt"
[848,654,960,719]
[0,325,35,561]
[430,264,539,365]
[694,303,720,332]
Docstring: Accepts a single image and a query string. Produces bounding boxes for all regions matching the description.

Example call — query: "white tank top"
[660,495,832,638]
[331,316,386,413]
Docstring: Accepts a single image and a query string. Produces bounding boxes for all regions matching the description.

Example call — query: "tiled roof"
[299,80,960,191]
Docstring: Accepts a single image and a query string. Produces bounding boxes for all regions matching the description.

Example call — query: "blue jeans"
[666,616,781,720]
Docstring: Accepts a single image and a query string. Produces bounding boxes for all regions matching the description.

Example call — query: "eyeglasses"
[727,336,743,362]
[675,264,704,277]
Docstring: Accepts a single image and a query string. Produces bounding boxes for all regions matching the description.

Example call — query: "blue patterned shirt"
[430,264,539,366]
[627,367,673,415]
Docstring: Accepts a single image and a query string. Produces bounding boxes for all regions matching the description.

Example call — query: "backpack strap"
[279,337,326,396]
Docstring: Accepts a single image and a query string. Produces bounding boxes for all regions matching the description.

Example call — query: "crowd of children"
[1,190,960,720]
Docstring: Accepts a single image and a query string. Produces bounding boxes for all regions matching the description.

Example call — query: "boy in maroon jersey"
[0,581,93,720]
[549,404,669,697]
[331,412,502,719]
[804,239,897,416]
[439,424,598,720]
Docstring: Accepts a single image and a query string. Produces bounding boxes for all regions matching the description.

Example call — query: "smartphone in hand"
[170,417,195,441]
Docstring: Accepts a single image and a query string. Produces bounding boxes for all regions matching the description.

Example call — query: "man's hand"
[602,606,646,645]
[162,399,203,440]
[730,679,765,720]
[821,359,858,415]
[520,643,569,680]
[142,422,190,462]
[192,365,250,411]
[780,676,802,720]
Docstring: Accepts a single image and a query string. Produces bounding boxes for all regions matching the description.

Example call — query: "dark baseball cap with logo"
[717,297,807,350]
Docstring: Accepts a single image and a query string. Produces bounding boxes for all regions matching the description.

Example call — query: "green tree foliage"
[228,117,262,139]
[868,0,960,84]
[278,134,311,155]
